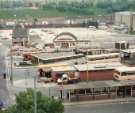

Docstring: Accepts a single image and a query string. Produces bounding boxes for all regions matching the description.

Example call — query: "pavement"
[5,76,135,107]
[0,78,10,107]
[63,97,135,106]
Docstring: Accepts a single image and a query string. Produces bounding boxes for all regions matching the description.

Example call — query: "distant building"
[29,28,135,50]
[120,49,135,66]
[114,11,135,32]
[12,24,28,46]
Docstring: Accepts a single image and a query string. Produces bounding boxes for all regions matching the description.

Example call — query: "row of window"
[115,71,135,76]
[70,87,116,95]
[55,42,90,46]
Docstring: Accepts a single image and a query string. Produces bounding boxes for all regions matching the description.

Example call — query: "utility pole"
[34,75,37,113]
[86,50,89,83]
[10,36,13,86]
[86,28,89,83]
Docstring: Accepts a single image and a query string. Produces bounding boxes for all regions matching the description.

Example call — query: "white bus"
[113,67,135,81]
[86,53,120,63]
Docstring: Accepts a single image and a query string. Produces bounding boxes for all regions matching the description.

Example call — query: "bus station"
[56,80,135,102]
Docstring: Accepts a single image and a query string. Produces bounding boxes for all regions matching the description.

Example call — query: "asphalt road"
[65,102,135,113]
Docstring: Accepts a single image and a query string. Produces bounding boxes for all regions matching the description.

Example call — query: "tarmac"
[5,78,135,107]
[63,97,135,106]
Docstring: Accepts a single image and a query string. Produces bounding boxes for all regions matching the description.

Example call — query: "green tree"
[1,89,64,113]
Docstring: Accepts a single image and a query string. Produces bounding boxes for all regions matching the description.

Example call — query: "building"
[120,49,135,66]
[12,24,28,46]
[59,80,135,101]
[38,62,123,82]
[30,52,84,64]
[114,11,135,32]
[74,62,122,81]
[28,28,135,50]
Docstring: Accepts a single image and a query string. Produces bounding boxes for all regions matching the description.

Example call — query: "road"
[65,101,135,113]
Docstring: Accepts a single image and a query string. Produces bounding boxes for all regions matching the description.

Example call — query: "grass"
[129,31,135,35]
[0,7,110,20]
[0,8,88,19]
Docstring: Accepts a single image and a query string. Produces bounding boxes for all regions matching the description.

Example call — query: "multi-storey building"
[115,11,135,32]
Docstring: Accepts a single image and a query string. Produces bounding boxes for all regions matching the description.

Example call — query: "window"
[78,89,85,94]
[109,87,116,93]
[93,88,101,94]
[114,71,120,75]
[86,89,92,94]
[121,72,127,76]
[126,72,135,76]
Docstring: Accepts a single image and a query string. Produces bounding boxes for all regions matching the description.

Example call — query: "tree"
[1,89,64,113]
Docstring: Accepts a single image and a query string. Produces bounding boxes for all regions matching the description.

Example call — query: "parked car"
[57,73,80,85]
[19,61,32,66]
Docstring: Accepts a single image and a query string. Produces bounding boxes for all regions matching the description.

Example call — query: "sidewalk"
[63,97,135,106]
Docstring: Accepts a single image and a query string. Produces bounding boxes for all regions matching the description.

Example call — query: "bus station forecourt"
[1,27,135,104]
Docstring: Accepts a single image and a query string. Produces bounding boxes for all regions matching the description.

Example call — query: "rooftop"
[114,66,135,73]
[13,25,28,39]
[60,80,135,90]
[121,49,135,53]
[51,65,76,72]
[29,28,115,42]
[74,62,123,71]
[86,53,120,59]
[115,11,135,15]
[28,28,135,49]
[32,52,84,61]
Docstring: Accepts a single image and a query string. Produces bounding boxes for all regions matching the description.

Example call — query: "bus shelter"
[60,80,135,102]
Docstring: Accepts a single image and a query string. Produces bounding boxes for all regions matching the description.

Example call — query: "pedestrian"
[3,73,6,79]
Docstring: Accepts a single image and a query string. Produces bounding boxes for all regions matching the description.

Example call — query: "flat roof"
[121,49,135,53]
[28,28,135,49]
[115,11,135,15]
[74,62,123,71]
[87,53,119,59]
[37,62,69,68]
[61,80,135,90]
[32,52,83,61]
[29,28,114,42]
[114,66,135,73]
[51,66,76,72]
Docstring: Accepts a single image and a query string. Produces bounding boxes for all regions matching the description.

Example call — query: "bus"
[87,53,120,63]
[113,66,135,81]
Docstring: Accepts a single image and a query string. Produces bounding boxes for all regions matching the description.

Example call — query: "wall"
[114,12,133,31]
[132,15,135,31]
[121,15,131,30]
[79,70,114,81]
[114,13,122,25]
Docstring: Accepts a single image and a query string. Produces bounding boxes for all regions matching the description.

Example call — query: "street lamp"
[10,14,17,86]
[34,75,37,113]
[21,67,37,113]
[10,33,13,86]
[86,50,89,83]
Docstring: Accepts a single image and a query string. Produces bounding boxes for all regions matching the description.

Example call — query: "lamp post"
[10,33,13,86]
[34,75,37,113]
[10,14,17,86]
[86,50,89,83]
[86,28,89,83]
[21,67,37,113]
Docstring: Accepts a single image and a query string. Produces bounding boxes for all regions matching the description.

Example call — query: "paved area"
[64,97,135,106]
[0,78,10,107]
[65,101,135,113]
